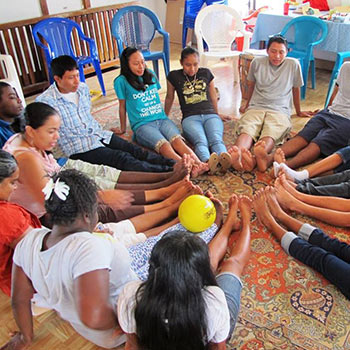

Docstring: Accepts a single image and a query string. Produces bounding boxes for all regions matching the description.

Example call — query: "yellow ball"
[178,195,216,233]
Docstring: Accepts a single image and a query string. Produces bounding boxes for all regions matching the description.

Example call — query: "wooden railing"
[0,3,135,96]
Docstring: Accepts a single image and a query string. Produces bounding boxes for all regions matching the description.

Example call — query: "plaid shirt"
[36,83,112,157]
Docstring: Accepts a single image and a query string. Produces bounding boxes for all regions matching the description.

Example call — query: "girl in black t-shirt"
[165,47,231,174]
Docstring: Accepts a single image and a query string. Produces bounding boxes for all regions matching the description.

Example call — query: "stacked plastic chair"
[194,4,251,82]
[111,5,170,79]
[33,17,106,96]
[279,16,328,99]
[182,0,228,48]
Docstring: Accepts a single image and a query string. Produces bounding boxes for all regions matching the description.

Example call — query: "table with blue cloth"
[250,12,350,61]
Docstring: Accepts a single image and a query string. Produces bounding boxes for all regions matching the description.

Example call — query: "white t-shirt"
[247,56,303,116]
[117,280,230,344]
[59,91,79,105]
[328,61,350,119]
[13,228,138,349]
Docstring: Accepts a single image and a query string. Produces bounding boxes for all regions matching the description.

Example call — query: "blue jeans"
[281,224,350,299]
[216,272,242,339]
[296,169,350,198]
[335,145,350,173]
[134,119,181,152]
[182,114,227,162]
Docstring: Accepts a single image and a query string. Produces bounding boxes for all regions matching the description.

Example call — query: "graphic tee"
[114,72,168,131]
[167,68,216,119]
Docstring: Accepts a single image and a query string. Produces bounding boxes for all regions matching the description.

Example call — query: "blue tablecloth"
[250,13,350,61]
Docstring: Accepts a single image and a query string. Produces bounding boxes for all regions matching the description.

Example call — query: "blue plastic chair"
[33,17,106,95]
[111,6,170,79]
[182,0,228,48]
[279,16,328,100]
[324,52,350,108]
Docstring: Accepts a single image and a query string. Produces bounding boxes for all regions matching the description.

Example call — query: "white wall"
[0,0,41,23]
[0,0,166,24]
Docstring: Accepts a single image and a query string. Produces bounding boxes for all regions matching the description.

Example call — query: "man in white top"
[274,61,350,170]
[229,35,312,172]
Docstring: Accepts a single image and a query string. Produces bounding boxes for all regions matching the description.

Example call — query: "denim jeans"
[71,134,175,172]
[182,114,227,162]
[134,119,181,152]
[216,272,242,339]
[296,169,350,198]
[281,223,350,299]
[335,145,350,173]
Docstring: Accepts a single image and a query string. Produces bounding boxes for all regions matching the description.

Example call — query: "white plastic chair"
[0,54,26,106]
[194,4,251,82]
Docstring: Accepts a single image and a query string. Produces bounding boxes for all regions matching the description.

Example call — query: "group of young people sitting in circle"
[1,32,350,349]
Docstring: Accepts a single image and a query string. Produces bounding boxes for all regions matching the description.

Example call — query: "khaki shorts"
[62,159,121,190]
[235,109,291,145]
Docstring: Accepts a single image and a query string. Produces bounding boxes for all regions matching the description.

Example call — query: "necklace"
[184,72,197,91]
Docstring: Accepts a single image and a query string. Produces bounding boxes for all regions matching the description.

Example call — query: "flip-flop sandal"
[208,152,220,174]
[219,152,232,173]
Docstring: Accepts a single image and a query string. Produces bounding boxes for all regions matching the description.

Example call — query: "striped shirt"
[36,82,112,156]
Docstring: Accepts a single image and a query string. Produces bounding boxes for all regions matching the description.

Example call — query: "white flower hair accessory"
[42,178,70,201]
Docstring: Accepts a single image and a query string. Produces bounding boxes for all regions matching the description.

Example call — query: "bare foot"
[274,148,286,164]
[162,181,195,206]
[252,189,276,231]
[192,185,204,196]
[228,146,243,171]
[274,178,299,212]
[208,152,220,174]
[279,174,302,198]
[219,152,232,173]
[157,175,191,199]
[254,140,271,172]
[253,188,286,241]
[191,162,209,178]
[170,154,193,182]
[265,186,287,221]
[238,195,252,223]
[227,194,240,231]
[241,148,256,171]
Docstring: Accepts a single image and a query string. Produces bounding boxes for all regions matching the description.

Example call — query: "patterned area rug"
[92,101,350,350]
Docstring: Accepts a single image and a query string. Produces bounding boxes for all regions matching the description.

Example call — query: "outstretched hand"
[99,189,134,209]
[0,332,30,350]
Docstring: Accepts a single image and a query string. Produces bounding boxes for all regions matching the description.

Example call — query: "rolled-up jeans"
[216,272,243,339]
[182,113,227,162]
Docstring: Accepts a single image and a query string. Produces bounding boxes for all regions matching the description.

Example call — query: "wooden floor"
[3,41,333,349]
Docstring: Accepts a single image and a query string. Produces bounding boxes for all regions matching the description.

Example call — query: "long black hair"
[44,169,98,226]
[0,150,17,183]
[134,231,218,350]
[119,47,154,91]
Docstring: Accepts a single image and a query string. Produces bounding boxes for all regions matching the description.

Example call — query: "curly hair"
[44,169,98,226]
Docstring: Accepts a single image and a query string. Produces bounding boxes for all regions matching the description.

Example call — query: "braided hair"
[44,169,98,226]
